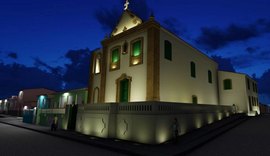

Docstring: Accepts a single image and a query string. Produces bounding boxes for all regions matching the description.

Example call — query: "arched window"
[164,40,172,60]
[248,96,252,111]
[94,54,101,74]
[246,78,250,90]
[110,46,121,70]
[130,37,143,66]
[208,70,212,83]
[223,79,232,90]
[190,62,196,78]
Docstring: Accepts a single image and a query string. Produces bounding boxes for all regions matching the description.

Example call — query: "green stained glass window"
[224,79,232,90]
[191,62,196,78]
[164,40,172,60]
[112,48,119,63]
[132,40,141,57]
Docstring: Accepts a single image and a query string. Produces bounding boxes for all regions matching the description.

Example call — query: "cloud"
[0,48,94,99]
[246,46,259,54]
[93,0,151,32]
[33,57,63,75]
[162,17,187,36]
[94,7,121,31]
[211,55,236,72]
[256,18,270,33]
[0,63,62,99]
[7,52,18,59]
[128,0,151,21]
[63,48,91,90]
[196,19,270,51]
[231,50,270,68]
[258,69,270,98]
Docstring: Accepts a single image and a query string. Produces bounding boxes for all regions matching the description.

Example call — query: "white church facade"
[75,3,259,144]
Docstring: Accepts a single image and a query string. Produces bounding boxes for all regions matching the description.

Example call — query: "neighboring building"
[75,3,259,144]
[17,88,55,116]
[260,103,270,113]
[0,89,55,116]
[7,96,19,116]
[36,88,88,131]
[218,71,260,116]
[0,99,9,114]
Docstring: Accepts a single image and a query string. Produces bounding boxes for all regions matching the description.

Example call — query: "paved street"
[186,114,270,156]
[1,114,269,156]
[0,123,125,156]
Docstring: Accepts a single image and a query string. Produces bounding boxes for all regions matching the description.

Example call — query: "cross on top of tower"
[124,0,129,10]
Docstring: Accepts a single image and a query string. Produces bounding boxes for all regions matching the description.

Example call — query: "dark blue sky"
[0,0,270,104]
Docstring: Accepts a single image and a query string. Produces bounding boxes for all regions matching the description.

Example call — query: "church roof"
[111,9,142,37]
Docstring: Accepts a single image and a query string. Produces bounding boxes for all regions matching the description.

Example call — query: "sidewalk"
[0,114,248,156]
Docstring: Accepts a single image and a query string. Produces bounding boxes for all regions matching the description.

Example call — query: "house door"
[67,104,78,130]
[120,79,129,102]
[192,95,198,104]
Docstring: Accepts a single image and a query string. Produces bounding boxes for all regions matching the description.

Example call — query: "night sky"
[0,0,269,104]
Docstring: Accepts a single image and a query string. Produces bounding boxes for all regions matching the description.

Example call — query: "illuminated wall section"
[218,71,259,115]
[159,28,219,105]
[105,31,148,102]
[76,102,233,144]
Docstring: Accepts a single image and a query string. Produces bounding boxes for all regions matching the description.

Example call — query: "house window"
[208,70,212,83]
[130,37,143,66]
[164,40,172,60]
[93,54,101,74]
[247,78,250,90]
[110,46,121,70]
[223,79,232,90]
[249,96,252,111]
[192,95,198,104]
[190,62,196,78]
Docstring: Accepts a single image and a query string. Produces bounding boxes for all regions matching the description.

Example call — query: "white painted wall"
[159,28,219,105]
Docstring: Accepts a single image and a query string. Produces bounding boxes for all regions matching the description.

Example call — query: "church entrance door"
[120,79,129,102]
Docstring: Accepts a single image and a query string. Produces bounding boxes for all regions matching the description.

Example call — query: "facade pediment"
[111,10,142,37]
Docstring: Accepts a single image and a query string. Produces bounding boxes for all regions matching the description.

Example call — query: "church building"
[75,1,259,144]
